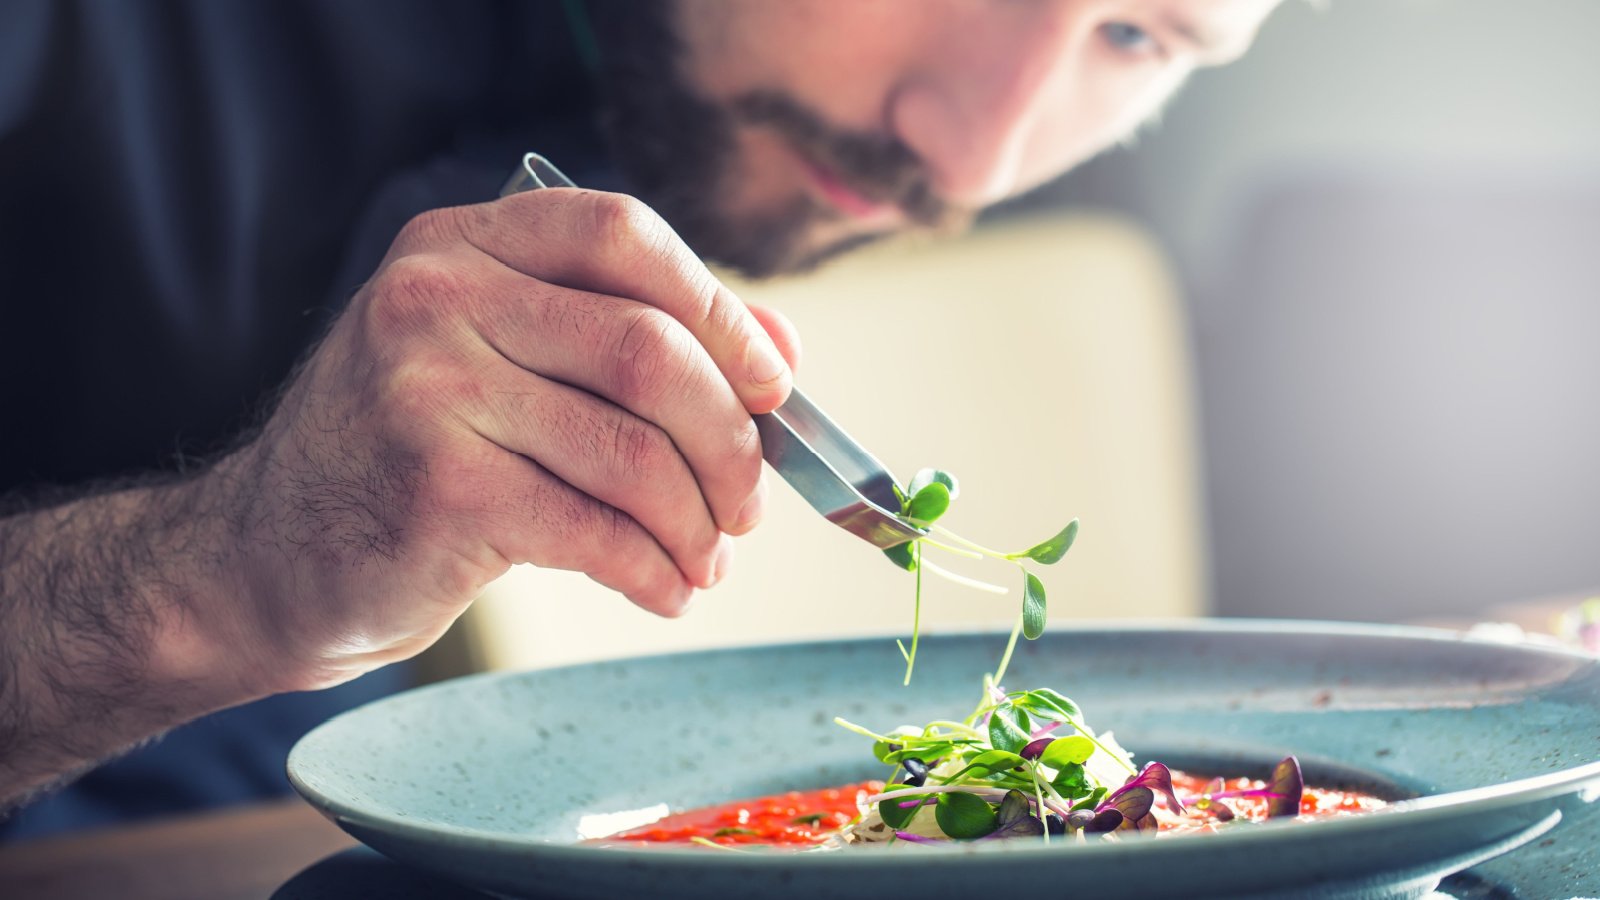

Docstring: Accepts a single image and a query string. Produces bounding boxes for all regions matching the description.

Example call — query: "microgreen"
[1021,571,1047,640]
[878,465,1081,684]
[880,794,931,830]
[904,481,952,526]
[1266,756,1304,818]
[1039,735,1096,769]
[1104,762,1187,816]
[987,705,1032,755]
[1007,519,1079,565]
[934,791,998,839]
[792,813,827,826]
[987,789,1045,840]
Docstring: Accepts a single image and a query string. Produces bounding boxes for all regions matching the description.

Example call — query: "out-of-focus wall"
[1016,0,1600,622]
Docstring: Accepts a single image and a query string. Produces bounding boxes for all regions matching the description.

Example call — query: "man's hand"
[209,189,801,691]
[0,189,799,809]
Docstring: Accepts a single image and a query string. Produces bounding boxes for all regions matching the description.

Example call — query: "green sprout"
[883,468,1079,684]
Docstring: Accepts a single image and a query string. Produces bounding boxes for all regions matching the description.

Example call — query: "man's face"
[595,0,1282,277]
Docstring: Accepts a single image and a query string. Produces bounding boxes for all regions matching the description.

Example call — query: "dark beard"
[584,1,972,279]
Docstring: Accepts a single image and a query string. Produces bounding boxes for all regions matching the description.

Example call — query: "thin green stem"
[1031,764,1051,845]
[1061,720,1139,776]
[903,542,923,686]
[834,717,896,744]
[992,613,1025,687]
[919,538,985,561]
[921,559,1008,594]
[923,720,985,739]
[930,525,1012,560]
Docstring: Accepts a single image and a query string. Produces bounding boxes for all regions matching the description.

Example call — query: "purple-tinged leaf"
[1104,762,1188,815]
[986,791,1047,840]
[994,790,1032,828]
[1120,811,1160,834]
[1106,786,1153,821]
[1066,809,1096,830]
[1020,737,1054,760]
[1265,756,1304,818]
[987,815,1046,840]
[1084,808,1124,833]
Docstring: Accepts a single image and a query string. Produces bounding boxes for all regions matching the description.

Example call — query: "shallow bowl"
[287,621,1600,899]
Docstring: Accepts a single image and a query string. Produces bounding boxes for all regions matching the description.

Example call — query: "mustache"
[729,90,971,233]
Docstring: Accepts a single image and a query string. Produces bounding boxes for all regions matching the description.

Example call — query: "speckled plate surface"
[287,621,1600,900]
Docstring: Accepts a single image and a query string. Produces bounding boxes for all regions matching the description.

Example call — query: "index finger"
[456,189,795,415]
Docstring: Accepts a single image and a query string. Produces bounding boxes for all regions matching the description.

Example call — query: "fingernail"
[735,477,767,533]
[710,536,735,587]
[746,339,788,389]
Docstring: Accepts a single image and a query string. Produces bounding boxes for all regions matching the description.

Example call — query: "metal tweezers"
[500,153,924,550]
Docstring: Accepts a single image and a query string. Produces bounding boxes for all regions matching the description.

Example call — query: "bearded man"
[0,0,1281,836]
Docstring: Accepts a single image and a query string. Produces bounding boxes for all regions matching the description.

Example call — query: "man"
[0,0,1281,836]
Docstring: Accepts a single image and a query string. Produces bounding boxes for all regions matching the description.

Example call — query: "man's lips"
[797,157,902,225]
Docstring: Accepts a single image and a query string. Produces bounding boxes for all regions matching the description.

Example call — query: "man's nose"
[888,12,1073,209]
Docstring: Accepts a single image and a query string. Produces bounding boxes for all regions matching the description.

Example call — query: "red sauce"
[605,780,885,848]
[601,773,1386,847]
[1165,771,1387,834]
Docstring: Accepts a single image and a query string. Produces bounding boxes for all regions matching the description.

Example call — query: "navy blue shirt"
[0,0,606,839]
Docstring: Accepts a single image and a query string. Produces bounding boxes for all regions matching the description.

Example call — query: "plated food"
[602,681,1387,850]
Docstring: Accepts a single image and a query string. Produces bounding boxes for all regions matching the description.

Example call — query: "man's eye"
[1100,21,1157,54]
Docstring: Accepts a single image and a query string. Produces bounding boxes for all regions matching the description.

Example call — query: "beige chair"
[450,211,1207,673]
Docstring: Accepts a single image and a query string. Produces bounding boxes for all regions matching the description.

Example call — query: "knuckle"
[611,308,693,408]
[376,354,456,425]
[366,254,464,336]
[606,415,670,482]
[585,191,660,248]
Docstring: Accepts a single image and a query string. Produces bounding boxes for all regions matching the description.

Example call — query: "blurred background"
[456,0,1600,673]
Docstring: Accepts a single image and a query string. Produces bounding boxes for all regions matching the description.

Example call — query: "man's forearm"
[0,476,265,811]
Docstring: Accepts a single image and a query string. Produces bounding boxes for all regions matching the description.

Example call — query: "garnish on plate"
[882,467,1080,684]
[831,673,1331,846]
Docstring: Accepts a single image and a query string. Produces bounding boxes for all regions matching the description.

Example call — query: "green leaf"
[941,748,1026,783]
[907,468,960,501]
[1012,519,1079,565]
[1068,785,1108,810]
[792,813,827,826]
[712,827,758,837]
[1021,688,1082,722]
[934,791,998,839]
[879,795,929,830]
[1039,735,1096,768]
[1055,764,1094,801]
[1021,571,1047,640]
[987,705,1032,754]
[883,542,919,571]
[905,481,951,525]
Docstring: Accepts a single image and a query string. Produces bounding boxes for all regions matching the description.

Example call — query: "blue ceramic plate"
[287,622,1600,900]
